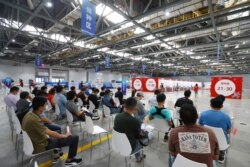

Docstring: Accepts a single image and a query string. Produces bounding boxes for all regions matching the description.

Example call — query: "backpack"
[150,106,175,128]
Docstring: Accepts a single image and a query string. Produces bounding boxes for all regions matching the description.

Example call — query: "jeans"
[46,135,79,159]
[110,107,121,114]
[44,123,61,133]
[131,140,142,160]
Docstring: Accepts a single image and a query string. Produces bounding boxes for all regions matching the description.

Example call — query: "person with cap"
[135,92,147,121]
[101,89,121,114]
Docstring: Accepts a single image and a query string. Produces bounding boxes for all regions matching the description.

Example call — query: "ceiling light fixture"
[165,11,170,16]
[46,2,53,8]
[12,39,15,42]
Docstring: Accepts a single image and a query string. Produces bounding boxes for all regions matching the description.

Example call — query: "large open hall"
[0,0,250,167]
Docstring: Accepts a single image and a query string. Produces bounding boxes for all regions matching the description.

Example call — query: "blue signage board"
[104,55,111,68]
[94,64,99,72]
[141,64,146,74]
[81,0,96,36]
[122,80,126,95]
[35,55,42,67]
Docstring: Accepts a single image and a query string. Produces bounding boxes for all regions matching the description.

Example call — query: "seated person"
[4,86,19,111]
[88,88,100,110]
[148,89,161,107]
[16,91,32,113]
[47,88,56,109]
[135,93,147,121]
[70,86,76,92]
[41,86,48,96]
[148,93,173,142]
[66,91,99,121]
[22,96,82,166]
[77,87,89,106]
[54,85,67,117]
[102,89,121,114]
[169,104,219,167]
[199,97,231,163]
[99,87,105,97]
[115,87,124,105]
[114,97,146,162]
[174,90,194,125]
[216,95,233,119]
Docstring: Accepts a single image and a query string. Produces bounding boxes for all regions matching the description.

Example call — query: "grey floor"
[0,88,250,167]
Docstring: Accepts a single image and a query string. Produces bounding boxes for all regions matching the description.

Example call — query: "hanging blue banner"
[141,64,146,74]
[35,55,42,67]
[81,0,96,36]
[104,55,111,68]
[207,69,212,76]
[173,71,176,77]
[94,64,99,72]
[122,80,126,95]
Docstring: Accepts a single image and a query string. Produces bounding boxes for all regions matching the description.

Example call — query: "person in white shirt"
[4,86,20,111]
[148,89,161,108]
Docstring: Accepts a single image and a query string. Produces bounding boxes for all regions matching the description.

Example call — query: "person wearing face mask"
[22,96,82,166]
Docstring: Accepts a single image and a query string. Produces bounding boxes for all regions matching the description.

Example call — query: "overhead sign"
[35,55,42,67]
[104,54,111,68]
[122,80,126,95]
[81,0,96,36]
[94,64,99,72]
[210,76,243,99]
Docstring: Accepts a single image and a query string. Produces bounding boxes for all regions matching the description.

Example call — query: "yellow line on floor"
[39,134,112,167]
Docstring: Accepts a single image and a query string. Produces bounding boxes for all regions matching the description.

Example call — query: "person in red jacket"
[193,83,199,98]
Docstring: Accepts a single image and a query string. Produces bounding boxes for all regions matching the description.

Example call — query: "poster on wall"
[210,76,243,99]
[132,78,158,92]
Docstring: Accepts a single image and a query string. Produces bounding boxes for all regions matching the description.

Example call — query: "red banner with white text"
[132,78,158,92]
[210,76,243,99]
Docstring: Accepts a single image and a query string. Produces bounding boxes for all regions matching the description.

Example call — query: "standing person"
[169,104,219,167]
[22,96,82,166]
[115,87,124,105]
[174,90,194,125]
[131,88,137,98]
[199,98,231,163]
[4,86,20,111]
[114,97,146,163]
[79,81,84,90]
[193,84,199,98]
[19,79,24,87]
[148,93,173,142]
[54,85,67,117]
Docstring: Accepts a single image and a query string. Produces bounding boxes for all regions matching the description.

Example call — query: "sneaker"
[136,154,146,163]
[65,158,83,166]
[218,151,226,163]
[52,157,60,164]
[92,116,100,120]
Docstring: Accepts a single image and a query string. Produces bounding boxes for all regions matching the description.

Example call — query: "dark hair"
[20,91,29,99]
[48,88,56,95]
[41,86,47,91]
[10,86,19,92]
[125,97,137,110]
[154,89,161,95]
[131,89,137,97]
[180,104,198,125]
[184,90,191,97]
[156,93,166,103]
[32,96,47,111]
[36,90,47,97]
[104,89,111,95]
[216,94,225,102]
[67,90,76,100]
[117,87,121,91]
[93,88,100,93]
[210,98,223,109]
[70,86,76,91]
[81,87,87,91]
[101,87,105,91]
[56,85,63,93]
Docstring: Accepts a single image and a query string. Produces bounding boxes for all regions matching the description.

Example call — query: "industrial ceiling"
[0,0,249,76]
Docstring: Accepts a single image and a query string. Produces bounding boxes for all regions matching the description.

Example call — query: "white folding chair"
[88,100,95,114]
[148,118,169,140]
[166,100,175,110]
[102,105,114,131]
[77,98,83,107]
[12,110,22,160]
[205,125,230,151]
[172,154,207,167]
[55,104,61,119]
[44,100,54,119]
[109,129,144,167]
[6,106,15,141]
[66,109,82,132]
[34,161,38,167]
[21,131,59,165]
[85,116,110,159]
[114,97,120,107]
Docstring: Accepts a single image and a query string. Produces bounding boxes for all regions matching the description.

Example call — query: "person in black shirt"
[16,91,32,113]
[88,88,100,109]
[174,90,193,125]
[114,97,146,162]
[115,87,123,105]
[99,87,105,97]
